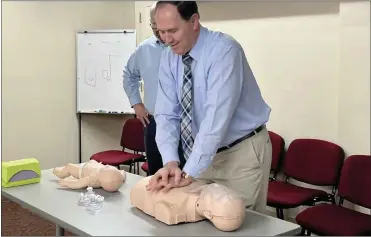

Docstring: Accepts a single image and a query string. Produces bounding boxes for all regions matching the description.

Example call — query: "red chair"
[267,138,345,219]
[141,162,149,176]
[90,118,146,174]
[296,155,371,236]
[268,131,285,181]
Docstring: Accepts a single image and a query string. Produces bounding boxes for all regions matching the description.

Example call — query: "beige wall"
[2,0,369,219]
[2,1,135,168]
[338,1,370,156]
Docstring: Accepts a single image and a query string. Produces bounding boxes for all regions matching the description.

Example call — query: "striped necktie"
[180,53,194,160]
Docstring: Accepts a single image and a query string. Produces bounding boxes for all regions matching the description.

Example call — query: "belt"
[217,125,265,153]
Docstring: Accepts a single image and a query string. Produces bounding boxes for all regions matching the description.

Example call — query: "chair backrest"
[338,155,371,209]
[268,131,285,173]
[283,138,345,186]
[120,118,145,152]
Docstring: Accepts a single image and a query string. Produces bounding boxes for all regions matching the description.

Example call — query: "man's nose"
[163,33,173,45]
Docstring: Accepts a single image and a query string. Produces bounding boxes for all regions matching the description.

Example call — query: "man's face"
[155,4,198,55]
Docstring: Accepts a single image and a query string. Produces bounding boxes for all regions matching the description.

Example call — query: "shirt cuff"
[182,154,213,178]
[161,149,180,167]
[128,92,142,107]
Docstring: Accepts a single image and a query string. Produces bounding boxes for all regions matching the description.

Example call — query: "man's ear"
[190,14,200,30]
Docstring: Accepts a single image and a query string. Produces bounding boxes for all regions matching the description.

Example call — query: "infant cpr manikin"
[53,160,126,192]
[130,176,246,231]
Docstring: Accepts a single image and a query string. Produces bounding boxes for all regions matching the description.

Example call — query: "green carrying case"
[1,158,41,188]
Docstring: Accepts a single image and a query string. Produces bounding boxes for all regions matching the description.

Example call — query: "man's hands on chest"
[146,161,193,192]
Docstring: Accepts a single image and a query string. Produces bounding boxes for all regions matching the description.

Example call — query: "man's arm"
[154,52,181,166]
[182,46,244,178]
[123,48,143,107]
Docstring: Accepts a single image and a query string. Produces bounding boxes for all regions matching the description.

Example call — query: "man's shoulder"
[206,28,242,52]
[201,28,244,63]
[136,36,160,50]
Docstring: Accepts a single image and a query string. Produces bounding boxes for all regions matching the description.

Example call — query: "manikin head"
[189,183,246,231]
[98,166,126,192]
[154,1,201,55]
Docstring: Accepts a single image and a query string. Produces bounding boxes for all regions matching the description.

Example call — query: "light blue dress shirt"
[154,26,271,178]
[123,36,167,114]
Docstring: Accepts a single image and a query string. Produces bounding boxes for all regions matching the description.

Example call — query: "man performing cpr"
[146,1,272,214]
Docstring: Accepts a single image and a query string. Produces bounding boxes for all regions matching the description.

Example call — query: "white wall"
[338,1,370,157]
[2,1,135,168]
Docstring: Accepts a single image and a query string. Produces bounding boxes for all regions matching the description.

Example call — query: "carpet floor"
[1,196,74,236]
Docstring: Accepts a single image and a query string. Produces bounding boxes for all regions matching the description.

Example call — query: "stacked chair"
[266,131,371,236]
[295,155,371,236]
[267,137,345,220]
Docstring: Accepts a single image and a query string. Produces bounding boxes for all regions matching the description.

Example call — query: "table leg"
[56,224,65,236]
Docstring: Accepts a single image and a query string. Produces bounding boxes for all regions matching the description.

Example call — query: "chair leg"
[129,161,133,173]
[276,208,284,219]
[300,228,306,236]
[276,208,280,218]
[133,162,136,174]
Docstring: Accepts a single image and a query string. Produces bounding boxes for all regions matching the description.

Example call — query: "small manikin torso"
[81,160,104,188]
[130,177,205,225]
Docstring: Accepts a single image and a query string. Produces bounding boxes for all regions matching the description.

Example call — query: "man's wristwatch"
[181,171,192,180]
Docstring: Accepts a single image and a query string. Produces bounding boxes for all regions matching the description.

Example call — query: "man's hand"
[146,161,184,192]
[161,175,193,193]
[133,103,150,127]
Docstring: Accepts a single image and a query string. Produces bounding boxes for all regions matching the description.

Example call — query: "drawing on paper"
[85,67,96,87]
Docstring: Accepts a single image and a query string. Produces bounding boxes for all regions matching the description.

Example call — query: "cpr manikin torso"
[130,176,246,231]
[53,160,126,192]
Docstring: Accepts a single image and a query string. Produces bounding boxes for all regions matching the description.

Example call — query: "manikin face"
[154,3,200,55]
[195,184,246,231]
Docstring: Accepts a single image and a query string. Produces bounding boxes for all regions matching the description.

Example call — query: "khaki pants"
[196,127,272,213]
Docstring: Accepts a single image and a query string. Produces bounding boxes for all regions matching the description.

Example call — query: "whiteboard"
[76,30,136,114]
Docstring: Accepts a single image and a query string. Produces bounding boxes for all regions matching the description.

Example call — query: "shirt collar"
[188,26,207,62]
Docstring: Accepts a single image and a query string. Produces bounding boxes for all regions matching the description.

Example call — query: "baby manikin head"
[99,166,126,192]
[191,183,246,231]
